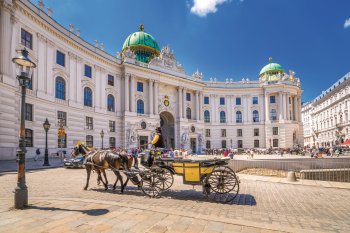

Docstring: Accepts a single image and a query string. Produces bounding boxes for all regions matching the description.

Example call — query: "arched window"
[55,76,66,100]
[270,109,277,121]
[253,110,259,122]
[84,87,93,107]
[204,110,210,123]
[137,99,144,114]
[220,111,226,123]
[236,111,242,123]
[186,107,191,120]
[107,94,115,112]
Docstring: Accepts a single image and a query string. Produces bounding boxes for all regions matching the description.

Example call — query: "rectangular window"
[25,129,33,147]
[56,50,65,67]
[109,120,115,132]
[205,129,211,137]
[236,97,241,105]
[252,97,258,105]
[221,140,226,148]
[237,129,243,137]
[108,75,114,86]
[84,65,92,78]
[25,103,33,121]
[273,127,278,135]
[289,97,291,104]
[221,129,226,137]
[204,96,209,104]
[270,96,276,104]
[220,97,225,105]
[21,29,32,50]
[109,137,116,148]
[86,117,93,130]
[237,140,243,148]
[254,128,259,136]
[86,135,93,147]
[186,93,191,101]
[137,82,143,92]
[254,140,259,148]
[206,140,211,149]
[57,111,67,126]
[273,139,279,147]
[58,133,67,148]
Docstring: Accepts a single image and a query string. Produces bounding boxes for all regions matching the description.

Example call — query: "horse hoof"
[83,187,88,190]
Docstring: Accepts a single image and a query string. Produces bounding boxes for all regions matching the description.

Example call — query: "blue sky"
[38,0,350,102]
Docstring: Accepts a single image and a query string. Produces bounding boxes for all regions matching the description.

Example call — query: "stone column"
[265,92,269,122]
[149,79,154,115]
[46,40,54,96]
[285,93,289,120]
[130,75,135,112]
[116,74,122,113]
[0,1,13,78]
[227,95,232,123]
[76,57,83,104]
[37,34,47,94]
[182,88,187,118]
[124,74,130,112]
[199,92,203,121]
[298,97,302,123]
[195,91,199,120]
[246,95,251,123]
[279,92,283,120]
[282,93,287,120]
[154,81,159,115]
[177,86,182,118]
[293,96,297,121]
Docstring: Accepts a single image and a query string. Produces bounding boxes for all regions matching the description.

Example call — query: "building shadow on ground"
[26,205,109,216]
[91,184,256,206]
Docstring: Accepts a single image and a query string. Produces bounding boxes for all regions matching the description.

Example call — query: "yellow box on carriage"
[172,162,214,182]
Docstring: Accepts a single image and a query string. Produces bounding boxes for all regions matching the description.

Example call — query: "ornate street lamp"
[43,118,51,166]
[100,130,104,149]
[12,48,36,209]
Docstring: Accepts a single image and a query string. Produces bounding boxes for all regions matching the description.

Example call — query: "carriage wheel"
[140,171,163,197]
[204,166,239,203]
[156,168,174,191]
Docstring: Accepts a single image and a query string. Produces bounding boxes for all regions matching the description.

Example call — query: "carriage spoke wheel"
[204,167,239,203]
[140,171,163,197]
[154,168,174,191]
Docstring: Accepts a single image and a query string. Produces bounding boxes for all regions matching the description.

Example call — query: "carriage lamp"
[43,118,51,166]
[12,48,36,209]
[100,130,105,149]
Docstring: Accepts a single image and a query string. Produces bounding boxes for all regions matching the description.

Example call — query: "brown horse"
[71,145,139,193]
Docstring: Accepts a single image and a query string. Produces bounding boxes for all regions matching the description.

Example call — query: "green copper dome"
[259,58,284,76]
[122,24,160,63]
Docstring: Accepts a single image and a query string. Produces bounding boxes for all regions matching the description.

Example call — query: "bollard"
[286,171,297,182]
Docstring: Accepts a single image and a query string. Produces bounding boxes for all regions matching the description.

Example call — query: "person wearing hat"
[149,127,165,148]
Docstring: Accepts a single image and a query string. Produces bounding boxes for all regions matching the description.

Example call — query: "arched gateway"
[159,111,175,149]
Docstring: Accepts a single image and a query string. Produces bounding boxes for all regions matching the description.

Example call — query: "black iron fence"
[229,158,350,183]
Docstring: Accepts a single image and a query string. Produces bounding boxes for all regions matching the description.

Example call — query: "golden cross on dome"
[139,24,144,31]
[269,57,273,63]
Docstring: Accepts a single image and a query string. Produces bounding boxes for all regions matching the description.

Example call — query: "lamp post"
[100,130,104,149]
[43,118,51,166]
[12,48,36,209]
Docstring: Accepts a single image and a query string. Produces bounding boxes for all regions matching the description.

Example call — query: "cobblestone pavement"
[1,168,350,233]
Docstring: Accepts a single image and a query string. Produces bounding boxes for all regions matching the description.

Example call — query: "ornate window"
[56,50,65,67]
[57,111,67,126]
[254,128,259,136]
[108,75,114,86]
[86,135,93,147]
[55,77,66,100]
[273,127,279,135]
[137,99,144,114]
[109,120,115,132]
[186,93,191,101]
[84,87,93,107]
[204,96,209,104]
[58,133,67,148]
[206,140,211,149]
[84,65,92,78]
[221,140,226,148]
[252,97,258,105]
[25,103,33,121]
[237,129,243,137]
[25,129,33,147]
[204,110,210,123]
[109,137,116,148]
[220,111,226,123]
[273,139,279,147]
[107,94,115,112]
[253,110,259,122]
[137,82,143,92]
[270,109,277,121]
[236,97,241,105]
[220,97,225,105]
[254,140,259,148]
[270,96,276,104]
[186,107,192,119]
[236,111,242,123]
[21,29,32,50]
[237,140,243,148]
[86,117,93,130]
[205,129,211,137]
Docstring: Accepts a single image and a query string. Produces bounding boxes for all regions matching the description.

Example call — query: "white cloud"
[190,0,229,17]
[345,18,350,28]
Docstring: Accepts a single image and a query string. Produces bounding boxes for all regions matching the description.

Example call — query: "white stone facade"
[0,0,303,159]
[302,73,350,148]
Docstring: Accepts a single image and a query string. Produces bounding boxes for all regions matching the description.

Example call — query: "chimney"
[94,40,98,48]
[76,28,80,37]
[69,24,74,32]
[100,43,105,51]
[38,0,44,10]
[47,7,52,17]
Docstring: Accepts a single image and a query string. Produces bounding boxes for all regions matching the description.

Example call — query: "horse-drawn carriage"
[137,149,240,203]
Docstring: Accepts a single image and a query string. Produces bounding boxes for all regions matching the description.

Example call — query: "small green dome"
[122,24,160,63]
[259,58,284,76]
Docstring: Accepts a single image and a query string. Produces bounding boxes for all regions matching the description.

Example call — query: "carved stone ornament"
[192,69,203,80]
[149,45,185,74]
[181,132,189,143]
[123,48,136,59]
